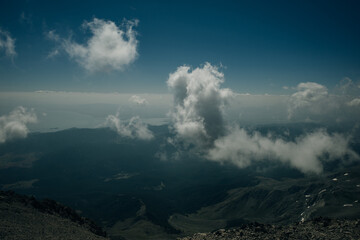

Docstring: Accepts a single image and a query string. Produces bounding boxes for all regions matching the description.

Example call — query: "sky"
[0,0,359,93]
[1,0,360,173]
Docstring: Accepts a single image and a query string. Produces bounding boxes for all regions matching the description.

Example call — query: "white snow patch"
[343,204,353,207]
[332,178,338,181]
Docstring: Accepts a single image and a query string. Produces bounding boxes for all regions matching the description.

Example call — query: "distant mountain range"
[0,125,359,239]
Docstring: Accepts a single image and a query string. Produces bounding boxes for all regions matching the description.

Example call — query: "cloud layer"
[0,107,37,143]
[105,113,153,140]
[167,63,233,147]
[48,18,138,72]
[0,28,16,59]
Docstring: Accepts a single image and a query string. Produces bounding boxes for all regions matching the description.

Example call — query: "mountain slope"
[0,191,108,240]
[169,166,360,235]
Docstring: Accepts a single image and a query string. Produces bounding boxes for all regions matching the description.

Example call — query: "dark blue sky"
[0,0,359,93]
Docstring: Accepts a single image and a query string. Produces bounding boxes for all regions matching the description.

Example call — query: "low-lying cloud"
[0,28,16,59]
[166,63,358,174]
[105,113,153,140]
[208,127,356,174]
[47,18,138,72]
[0,107,37,143]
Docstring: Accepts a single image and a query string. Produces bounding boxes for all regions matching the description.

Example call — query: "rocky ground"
[0,191,108,240]
[2,190,360,240]
[178,217,360,240]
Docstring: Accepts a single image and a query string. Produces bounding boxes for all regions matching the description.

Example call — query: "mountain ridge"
[177,217,360,240]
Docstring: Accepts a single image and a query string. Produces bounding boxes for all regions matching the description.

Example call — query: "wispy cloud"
[105,113,153,140]
[47,18,139,72]
[0,28,16,59]
[336,77,360,96]
[46,48,59,59]
[19,12,33,27]
[0,107,37,143]
[129,95,148,105]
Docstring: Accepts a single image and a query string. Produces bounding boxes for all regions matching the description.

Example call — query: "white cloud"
[129,95,148,105]
[0,28,16,59]
[48,18,138,72]
[0,107,37,143]
[287,82,334,120]
[167,63,233,147]
[286,79,360,123]
[105,113,153,140]
[165,63,358,173]
[347,98,360,107]
[207,127,357,174]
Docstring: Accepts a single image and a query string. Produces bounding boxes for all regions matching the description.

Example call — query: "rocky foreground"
[0,191,108,240]
[178,218,360,240]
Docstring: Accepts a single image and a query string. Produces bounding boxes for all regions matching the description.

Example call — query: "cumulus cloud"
[47,18,138,72]
[129,95,148,105]
[105,113,153,140]
[287,82,330,120]
[166,63,358,173]
[208,127,357,174]
[0,107,37,143]
[287,79,360,123]
[0,28,16,59]
[167,63,233,147]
